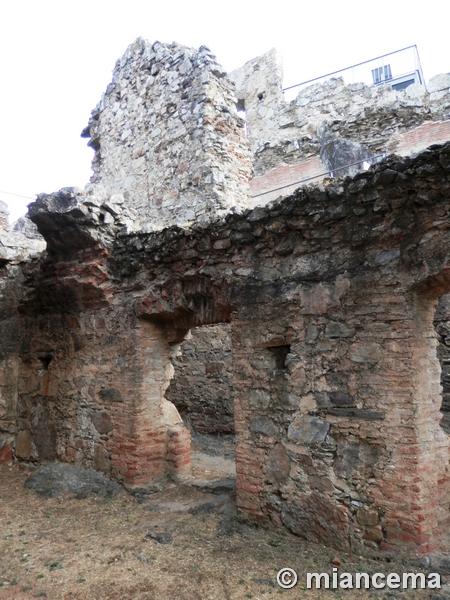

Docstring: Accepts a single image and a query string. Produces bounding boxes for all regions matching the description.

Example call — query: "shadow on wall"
[435,294,450,434]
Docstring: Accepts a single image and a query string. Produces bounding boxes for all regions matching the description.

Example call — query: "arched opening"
[135,276,237,490]
[166,323,236,485]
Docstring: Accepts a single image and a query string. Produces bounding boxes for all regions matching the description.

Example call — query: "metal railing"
[283,46,425,102]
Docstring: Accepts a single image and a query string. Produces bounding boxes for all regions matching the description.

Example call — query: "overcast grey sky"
[1,0,449,222]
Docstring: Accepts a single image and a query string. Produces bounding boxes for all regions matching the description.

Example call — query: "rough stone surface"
[0,435,13,463]
[434,295,450,434]
[84,38,252,231]
[0,200,46,466]
[12,215,43,240]
[166,324,233,434]
[0,201,9,232]
[265,443,290,483]
[333,438,382,480]
[15,429,33,460]
[281,493,349,548]
[287,415,330,443]
[24,463,123,498]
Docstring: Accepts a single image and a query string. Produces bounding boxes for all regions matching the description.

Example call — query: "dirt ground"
[0,464,445,600]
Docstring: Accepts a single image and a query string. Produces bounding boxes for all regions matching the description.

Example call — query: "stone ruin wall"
[230,49,450,203]
[78,38,247,437]
[109,144,450,556]
[169,51,450,441]
[0,201,45,464]
[3,39,450,558]
[10,142,450,558]
[166,324,234,435]
[0,201,9,232]
[16,305,191,486]
[0,35,254,477]
[435,295,450,434]
[84,38,252,232]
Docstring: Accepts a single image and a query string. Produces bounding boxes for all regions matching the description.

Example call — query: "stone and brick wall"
[0,203,45,465]
[117,143,450,556]
[16,141,450,557]
[435,295,450,434]
[0,262,20,464]
[3,37,450,562]
[16,304,191,487]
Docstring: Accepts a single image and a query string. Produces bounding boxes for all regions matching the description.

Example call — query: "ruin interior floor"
[0,464,443,600]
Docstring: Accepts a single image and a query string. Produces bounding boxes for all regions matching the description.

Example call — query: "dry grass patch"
[0,465,438,599]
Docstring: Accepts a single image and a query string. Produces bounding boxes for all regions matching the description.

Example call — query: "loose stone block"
[249,389,271,410]
[0,435,13,463]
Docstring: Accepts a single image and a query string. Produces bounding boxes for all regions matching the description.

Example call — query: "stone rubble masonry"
[434,295,450,434]
[0,202,45,465]
[230,48,285,157]
[16,306,191,487]
[111,142,450,556]
[3,38,450,560]
[11,140,450,558]
[166,324,233,434]
[230,50,450,204]
[83,38,253,231]
[0,201,9,232]
[0,209,45,264]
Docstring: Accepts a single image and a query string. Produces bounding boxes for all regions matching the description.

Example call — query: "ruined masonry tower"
[82,38,252,231]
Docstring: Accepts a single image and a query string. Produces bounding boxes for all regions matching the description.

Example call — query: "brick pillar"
[166,428,192,477]
[109,319,191,489]
[232,317,269,524]
[371,292,450,554]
